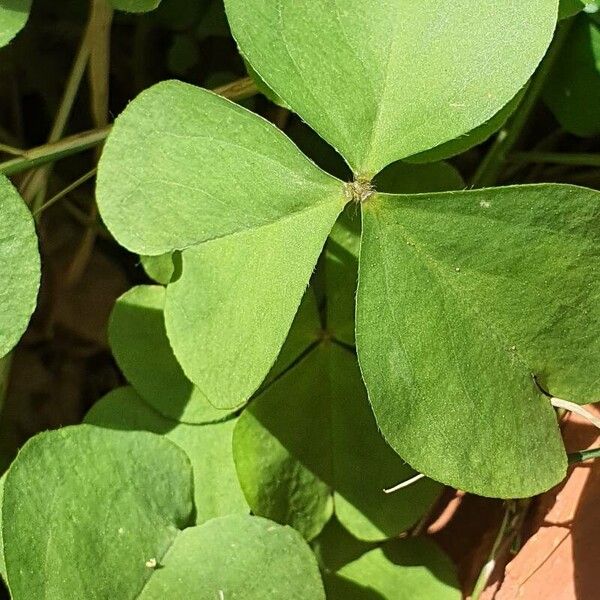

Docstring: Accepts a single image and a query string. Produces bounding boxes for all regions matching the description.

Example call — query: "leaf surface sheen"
[357,184,600,497]
[225,0,559,175]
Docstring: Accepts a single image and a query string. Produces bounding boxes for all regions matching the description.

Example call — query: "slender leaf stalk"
[0,127,111,176]
[551,397,600,430]
[471,500,530,600]
[33,168,97,216]
[24,19,93,209]
[569,448,600,464]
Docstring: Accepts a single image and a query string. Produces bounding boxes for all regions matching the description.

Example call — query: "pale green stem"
[212,76,258,102]
[25,20,93,209]
[471,500,530,600]
[550,397,600,430]
[471,506,512,600]
[0,143,23,156]
[569,448,600,464]
[0,127,110,176]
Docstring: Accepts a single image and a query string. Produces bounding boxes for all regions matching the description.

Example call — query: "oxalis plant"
[0,0,600,598]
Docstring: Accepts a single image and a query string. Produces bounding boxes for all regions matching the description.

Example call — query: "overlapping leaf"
[96,81,346,409]
[1,425,322,598]
[357,184,600,497]
[0,175,40,360]
[109,284,321,422]
[313,518,460,600]
[225,0,559,175]
[138,515,325,599]
[85,387,248,525]
[96,1,599,502]
[109,286,233,423]
[558,0,587,19]
[234,342,442,542]
[1,425,194,598]
[0,1,32,47]
[407,89,526,164]
[141,253,174,285]
[544,14,600,136]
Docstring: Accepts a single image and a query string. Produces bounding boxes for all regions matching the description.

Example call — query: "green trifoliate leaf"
[110,282,320,421]
[544,14,600,136]
[225,0,559,176]
[97,81,343,255]
[325,243,358,347]
[85,387,249,525]
[111,0,161,12]
[244,59,290,109]
[233,343,442,542]
[0,1,31,47]
[311,517,374,574]
[0,175,40,360]
[357,184,600,498]
[1,425,193,599]
[109,285,233,423]
[2,425,318,597]
[260,287,322,387]
[138,515,325,599]
[97,81,346,410]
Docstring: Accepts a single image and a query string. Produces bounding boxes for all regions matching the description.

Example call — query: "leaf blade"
[225,0,559,175]
[165,200,344,409]
[0,175,40,360]
[357,184,600,497]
